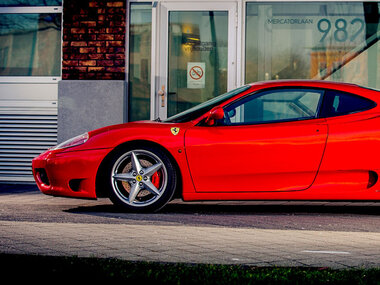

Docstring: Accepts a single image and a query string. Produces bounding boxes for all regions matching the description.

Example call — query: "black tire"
[104,145,177,212]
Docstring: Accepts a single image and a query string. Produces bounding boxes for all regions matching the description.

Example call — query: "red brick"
[79,60,97,66]
[80,21,97,27]
[106,27,124,34]
[99,73,114,80]
[73,67,88,72]
[105,53,124,60]
[88,54,104,60]
[62,60,78,67]
[89,1,99,7]
[88,28,106,34]
[96,47,107,53]
[109,21,125,27]
[71,53,88,60]
[71,41,87,47]
[114,34,124,40]
[88,67,106,72]
[106,8,126,14]
[107,41,124,47]
[88,41,105,47]
[106,67,125,73]
[97,34,114,40]
[71,28,86,34]
[97,60,114,66]
[107,2,124,7]
[79,47,97,53]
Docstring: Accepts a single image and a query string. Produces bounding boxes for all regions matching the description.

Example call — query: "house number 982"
[317,18,364,43]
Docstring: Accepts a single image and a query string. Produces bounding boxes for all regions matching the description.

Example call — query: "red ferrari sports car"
[33,80,380,212]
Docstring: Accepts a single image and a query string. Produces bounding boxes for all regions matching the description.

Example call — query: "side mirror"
[205,107,224,126]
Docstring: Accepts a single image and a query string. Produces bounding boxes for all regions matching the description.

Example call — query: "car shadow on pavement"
[65,202,380,231]
[166,202,380,215]
[67,201,380,216]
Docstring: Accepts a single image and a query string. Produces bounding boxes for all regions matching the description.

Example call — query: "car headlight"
[53,133,89,150]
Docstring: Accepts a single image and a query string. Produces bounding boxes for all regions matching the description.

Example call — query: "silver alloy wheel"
[111,150,168,207]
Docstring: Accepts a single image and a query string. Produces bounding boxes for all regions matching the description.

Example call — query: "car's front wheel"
[105,146,177,212]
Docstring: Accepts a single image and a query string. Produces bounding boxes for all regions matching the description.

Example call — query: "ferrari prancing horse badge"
[171,127,180,135]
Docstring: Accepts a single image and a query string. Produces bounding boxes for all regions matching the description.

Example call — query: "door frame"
[150,0,241,120]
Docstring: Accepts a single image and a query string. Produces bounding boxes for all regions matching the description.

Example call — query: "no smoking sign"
[187,62,205,89]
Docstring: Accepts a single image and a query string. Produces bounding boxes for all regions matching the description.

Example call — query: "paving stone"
[0,190,379,268]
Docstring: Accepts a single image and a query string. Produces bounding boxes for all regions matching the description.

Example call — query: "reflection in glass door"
[156,2,237,119]
[128,3,152,122]
[167,11,228,117]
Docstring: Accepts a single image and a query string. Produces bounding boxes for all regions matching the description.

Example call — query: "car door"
[185,88,328,192]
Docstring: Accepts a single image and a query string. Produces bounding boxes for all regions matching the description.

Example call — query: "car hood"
[63,120,192,153]
[88,120,162,137]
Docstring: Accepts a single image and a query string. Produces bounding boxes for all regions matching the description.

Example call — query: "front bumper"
[32,148,112,199]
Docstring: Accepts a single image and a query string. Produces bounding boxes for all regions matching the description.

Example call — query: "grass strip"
[0,253,379,284]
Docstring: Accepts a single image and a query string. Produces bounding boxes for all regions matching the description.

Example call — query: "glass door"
[152,1,238,119]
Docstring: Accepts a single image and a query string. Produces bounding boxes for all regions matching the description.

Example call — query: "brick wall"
[62,1,126,80]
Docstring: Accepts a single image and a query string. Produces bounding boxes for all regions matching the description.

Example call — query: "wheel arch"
[95,139,183,199]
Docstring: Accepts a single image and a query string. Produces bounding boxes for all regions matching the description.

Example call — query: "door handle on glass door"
[158,85,165,107]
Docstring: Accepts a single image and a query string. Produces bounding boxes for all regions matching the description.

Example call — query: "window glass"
[0,13,61,76]
[165,85,250,123]
[224,89,323,125]
[245,2,380,89]
[168,11,228,117]
[320,90,376,117]
[128,3,152,122]
[0,0,61,6]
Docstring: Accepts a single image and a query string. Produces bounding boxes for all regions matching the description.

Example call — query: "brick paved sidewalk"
[1,220,379,268]
[0,185,379,268]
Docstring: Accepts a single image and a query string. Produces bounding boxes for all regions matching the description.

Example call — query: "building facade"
[0,0,379,182]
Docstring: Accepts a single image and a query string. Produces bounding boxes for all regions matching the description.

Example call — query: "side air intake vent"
[367,170,378,189]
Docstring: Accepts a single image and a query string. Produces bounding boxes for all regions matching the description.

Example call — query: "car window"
[320,90,376,118]
[223,89,323,125]
[164,85,250,123]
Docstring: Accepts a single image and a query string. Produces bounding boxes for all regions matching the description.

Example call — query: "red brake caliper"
[151,171,161,189]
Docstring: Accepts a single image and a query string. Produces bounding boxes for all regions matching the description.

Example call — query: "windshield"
[164,85,250,123]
